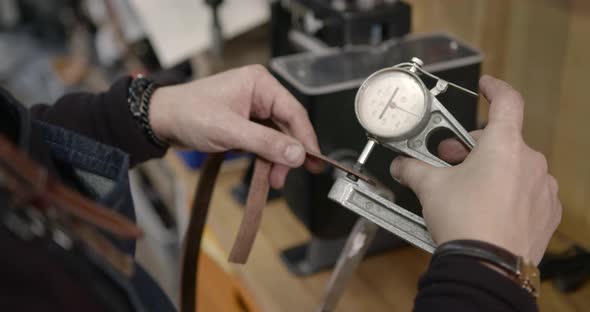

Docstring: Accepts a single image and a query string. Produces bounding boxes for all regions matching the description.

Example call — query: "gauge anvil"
[328,176,435,253]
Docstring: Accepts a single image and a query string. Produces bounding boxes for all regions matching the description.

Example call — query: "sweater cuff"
[415,255,538,312]
[107,77,168,166]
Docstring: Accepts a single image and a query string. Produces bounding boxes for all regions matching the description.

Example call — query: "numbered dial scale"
[354,58,477,168]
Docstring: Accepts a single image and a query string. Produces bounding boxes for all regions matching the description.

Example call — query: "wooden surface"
[197,249,261,312]
[167,155,590,312]
[549,1,590,251]
[196,226,264,312]
[406,0,590,251]
[168,2,590,309]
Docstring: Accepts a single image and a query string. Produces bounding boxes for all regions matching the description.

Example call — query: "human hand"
[149,65,322,189]
[390,75,561,264]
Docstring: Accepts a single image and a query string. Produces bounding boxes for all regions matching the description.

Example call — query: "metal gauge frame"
[343,56,478,253]
[320,58,479,312]
[354,59,476,168]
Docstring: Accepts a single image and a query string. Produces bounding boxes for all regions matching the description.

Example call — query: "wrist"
[128,76,170,149]
[436,233,526,264]
[149,86,173,145]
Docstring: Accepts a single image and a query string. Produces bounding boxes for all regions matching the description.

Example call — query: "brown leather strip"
[180,153,225,312]
[70,222,135,277]
[228,158,271,264]
[306,151,375,185]
[47,182,143,239]
[227,151,372,265]
[181,150,379,311]
[0,135,142,239]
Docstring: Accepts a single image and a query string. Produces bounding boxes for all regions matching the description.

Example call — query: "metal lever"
[316,218,379,312]
[335,139,436,253]
[319,139,435,311]
[328,177,435,253]
[382,96,476,168]
[381,62,476,168]
[319,157,435,312]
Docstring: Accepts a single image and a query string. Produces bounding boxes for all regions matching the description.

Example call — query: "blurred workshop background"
[1,0,589,311]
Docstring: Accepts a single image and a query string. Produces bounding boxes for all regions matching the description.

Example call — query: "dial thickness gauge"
[355,68,430,140]
[322,59,480,311]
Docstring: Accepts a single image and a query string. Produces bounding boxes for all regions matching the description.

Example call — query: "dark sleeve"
[29,77,167,167]
[414,256,538,312]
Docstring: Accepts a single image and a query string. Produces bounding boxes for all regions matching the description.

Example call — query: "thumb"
[390,156,438,195]
[225,116,306,167]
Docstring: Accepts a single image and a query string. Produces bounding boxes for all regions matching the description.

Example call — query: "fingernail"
[390,158,402,183]
[284,144,304,164]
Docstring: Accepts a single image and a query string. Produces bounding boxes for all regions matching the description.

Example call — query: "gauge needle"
[379,87,399,120]
[392,104,420,118]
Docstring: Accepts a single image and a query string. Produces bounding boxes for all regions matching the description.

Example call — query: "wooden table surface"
[168,154,590,312]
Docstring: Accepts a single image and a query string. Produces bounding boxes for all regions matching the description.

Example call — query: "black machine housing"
[271,0,411,56]
[230,0,482,275]
[271,33,482,275]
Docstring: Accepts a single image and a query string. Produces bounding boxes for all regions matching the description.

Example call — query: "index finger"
[245,66,323,172]
[246,65,320,154]
[479,75,525,132]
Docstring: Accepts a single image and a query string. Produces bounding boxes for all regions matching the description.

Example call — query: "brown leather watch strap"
[434,240,520,275]
[433,239,540,298]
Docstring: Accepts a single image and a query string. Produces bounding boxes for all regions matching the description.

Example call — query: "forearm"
[29,77,166,167]
[414,256,538,312]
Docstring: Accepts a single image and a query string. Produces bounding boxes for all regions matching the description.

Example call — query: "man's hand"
[390,75,562,264]
[149,65,323,189]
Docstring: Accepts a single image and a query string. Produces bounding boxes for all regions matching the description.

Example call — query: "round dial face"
[355,69,429,139]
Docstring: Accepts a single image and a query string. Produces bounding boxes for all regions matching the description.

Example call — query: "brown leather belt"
[180,152,225,312]
[180,151,373,312]
[0,133,373,312]
[0,135,142,277]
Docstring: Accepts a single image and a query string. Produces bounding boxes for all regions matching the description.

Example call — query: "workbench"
[167,154,590,312]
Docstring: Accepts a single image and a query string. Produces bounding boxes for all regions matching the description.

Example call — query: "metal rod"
[316,218,379,312]
[393,62,479,97]
[357,139,377,165]
[418,68,478,97]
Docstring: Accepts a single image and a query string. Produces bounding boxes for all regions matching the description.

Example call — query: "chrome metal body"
[357,59,476,168]
[328,177,435,253]
[319,57,477,311]
[316,218,379,312]
[333,57,477,249]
